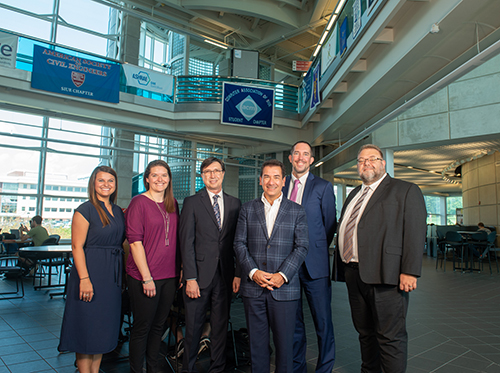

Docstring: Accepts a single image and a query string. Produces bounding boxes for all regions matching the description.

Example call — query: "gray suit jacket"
[333,175,427,285]
[234,197,309,301]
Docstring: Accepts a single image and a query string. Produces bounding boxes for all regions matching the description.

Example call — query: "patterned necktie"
[213,194,221,231]
[343,186,371,263]
[289,179,300,202]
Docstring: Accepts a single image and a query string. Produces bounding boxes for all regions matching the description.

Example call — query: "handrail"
[8,32,299,112]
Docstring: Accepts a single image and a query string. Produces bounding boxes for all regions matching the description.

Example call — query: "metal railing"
[176,76,299,113]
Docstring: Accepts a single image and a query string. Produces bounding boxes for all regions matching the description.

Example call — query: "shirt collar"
[261,192,283,207]
[291,171,309,185]
[362,173,387,191]
[206,189,223,200]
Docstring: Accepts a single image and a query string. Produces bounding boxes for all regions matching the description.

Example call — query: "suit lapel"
[269,199,290,241]
[301,173,315,205]
[200,189,219,230]
[283,176,291,197]
[339,185,361,225]
[361,175,391,217]
[255,199,270,239]
[221,192,231,235]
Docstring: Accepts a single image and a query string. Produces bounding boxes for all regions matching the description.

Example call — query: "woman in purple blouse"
[125,159,181,372]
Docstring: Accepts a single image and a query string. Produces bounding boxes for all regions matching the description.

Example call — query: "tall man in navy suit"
[284,141,337,373]
[334,144,427,373]
[234,159,309,373]
[180,157,241,373]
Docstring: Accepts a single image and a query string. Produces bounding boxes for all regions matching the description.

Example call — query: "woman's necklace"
[148,191,170,246]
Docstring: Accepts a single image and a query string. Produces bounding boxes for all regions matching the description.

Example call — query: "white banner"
[321,25,337,76]
[352,0,362,39]
[122,64,174,95]
[0,31,18,69]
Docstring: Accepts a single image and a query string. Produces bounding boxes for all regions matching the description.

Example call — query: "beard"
[359,167,383,184]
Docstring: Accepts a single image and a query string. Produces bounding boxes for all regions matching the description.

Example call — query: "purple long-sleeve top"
[125,194,180,281]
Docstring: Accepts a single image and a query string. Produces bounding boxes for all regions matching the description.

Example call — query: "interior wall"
[462,152,500,240]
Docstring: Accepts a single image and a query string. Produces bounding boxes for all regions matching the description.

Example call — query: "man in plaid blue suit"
[234,159,309,373]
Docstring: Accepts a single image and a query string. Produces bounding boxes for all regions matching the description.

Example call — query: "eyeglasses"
[202,169,223,175]
[357,157,383,164]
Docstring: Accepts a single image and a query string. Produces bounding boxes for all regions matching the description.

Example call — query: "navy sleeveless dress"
[58,201,125,354]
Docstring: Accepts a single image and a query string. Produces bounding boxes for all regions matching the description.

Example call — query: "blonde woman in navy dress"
[59,166,125,373]
[125,159,181,372]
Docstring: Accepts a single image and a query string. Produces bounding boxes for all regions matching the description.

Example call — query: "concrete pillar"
[461,151,500,243]
[224,159,239,198]
[381,149,394,177]
[120,13,141,65]
[112,129,135,208]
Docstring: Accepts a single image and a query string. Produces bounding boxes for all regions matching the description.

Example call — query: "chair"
[469,231,489,273]
[436,231,463,272]
[440,231,466,272]
[35,237,66,288]
[0,256,25,299]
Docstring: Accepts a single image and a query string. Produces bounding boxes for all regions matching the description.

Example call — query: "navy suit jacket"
[284,173,337,279]
[180,188,241,289]
[333,175,427,285]
[234,197,309,301]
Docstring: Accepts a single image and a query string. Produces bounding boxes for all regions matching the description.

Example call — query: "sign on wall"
[352,0,362,39]
[31,45,120,103]
[0,31,18,69]
[122,64,174,96]
[222,83,274,129]
[321,24,337,76]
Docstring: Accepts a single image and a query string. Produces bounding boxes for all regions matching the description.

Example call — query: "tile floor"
[1,256,500,372]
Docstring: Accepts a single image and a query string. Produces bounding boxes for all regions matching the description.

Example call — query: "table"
[19,245,72,296]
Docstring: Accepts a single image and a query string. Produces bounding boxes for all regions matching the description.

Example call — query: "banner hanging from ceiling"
[31,45,120,103]
[0,31,18,69]
[221,83,274,129]
[122,64,174,96]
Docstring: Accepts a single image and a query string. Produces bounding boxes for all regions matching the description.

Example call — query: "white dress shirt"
[249,192,288,282]
[206,189,224,228]
[287,172,309,205]
[338,173,387,263]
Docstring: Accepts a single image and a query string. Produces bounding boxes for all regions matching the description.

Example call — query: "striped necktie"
[343,186,370,263]
[213,194,221,231]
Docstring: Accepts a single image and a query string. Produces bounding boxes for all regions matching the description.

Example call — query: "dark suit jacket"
[180,188,241,289]
[333,175,427,286]
[284,173,337,279]
[234,197,309,301]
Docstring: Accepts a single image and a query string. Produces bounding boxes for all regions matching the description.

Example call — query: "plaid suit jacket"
[234,197,309,301]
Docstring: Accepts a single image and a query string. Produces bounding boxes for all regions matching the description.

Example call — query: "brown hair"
[88,166,118,227]
[358,144,384,158]
[144,160,176,213]
[260,159,286,178]
[290,141,313,155]
[200,157,225,173]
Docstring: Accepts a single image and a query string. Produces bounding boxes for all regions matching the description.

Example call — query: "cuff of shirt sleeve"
[249,268,257,280]
[279,271,288,283]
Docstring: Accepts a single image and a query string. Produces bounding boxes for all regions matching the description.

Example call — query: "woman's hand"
[143,280,156,297]
[79,278,94,302]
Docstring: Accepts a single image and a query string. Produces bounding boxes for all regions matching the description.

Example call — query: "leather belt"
[345,262,359,269]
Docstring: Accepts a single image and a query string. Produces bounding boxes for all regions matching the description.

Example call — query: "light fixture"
[334,0,347,14]
[326,14,338,31]
[319,32,328,45]
[315,161,324,167]
[313,44,322,57]
[204,39,228,49]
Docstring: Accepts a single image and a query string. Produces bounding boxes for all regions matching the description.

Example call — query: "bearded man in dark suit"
[180,157,241,373]
[334,144,427,373]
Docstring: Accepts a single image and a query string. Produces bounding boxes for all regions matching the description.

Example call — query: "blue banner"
[310,63,321,110]
[340,17,348,56]
[222,83,274,129]
[300,69,312,111]
[31,45,120,103]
